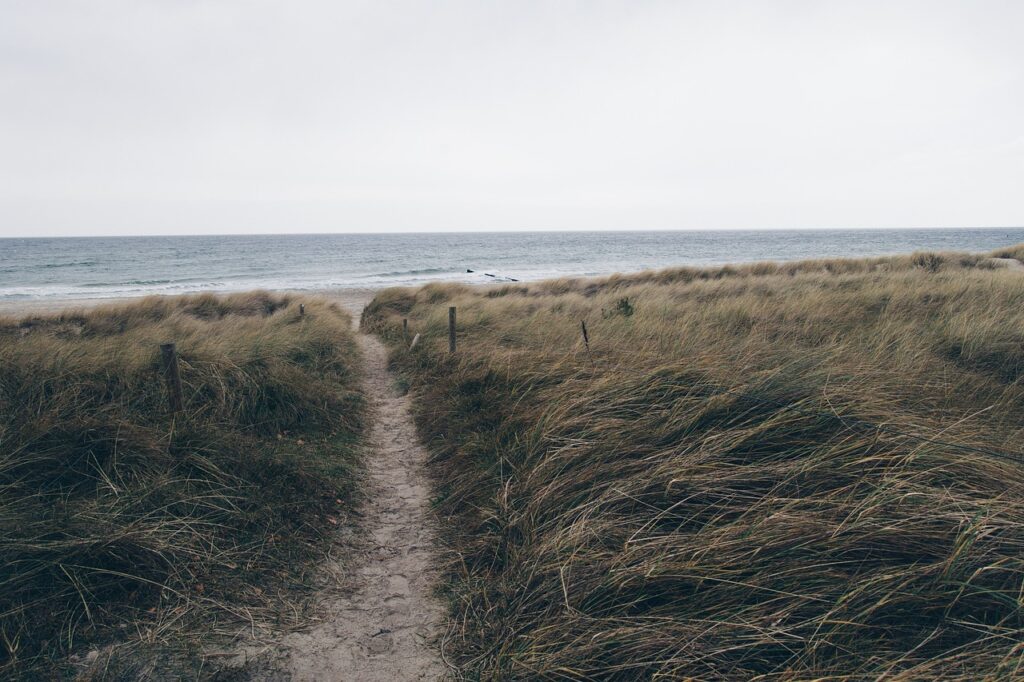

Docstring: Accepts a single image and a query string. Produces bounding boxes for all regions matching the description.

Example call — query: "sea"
[1,228,1022,303]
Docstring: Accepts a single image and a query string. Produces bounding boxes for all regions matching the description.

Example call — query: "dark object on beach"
[509,278,519,282]
[484,273,495,278]
[467,269,474,273]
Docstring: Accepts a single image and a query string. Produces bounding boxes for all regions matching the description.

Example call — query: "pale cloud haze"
[0,1,1022,236]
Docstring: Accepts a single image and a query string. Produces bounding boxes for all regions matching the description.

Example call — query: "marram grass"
[0,292,364,678]
[364,247,1024,680]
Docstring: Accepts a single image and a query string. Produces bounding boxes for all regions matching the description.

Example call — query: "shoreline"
[5,229,1024,319]
[3,253,1022,319]
[0,286,385,319]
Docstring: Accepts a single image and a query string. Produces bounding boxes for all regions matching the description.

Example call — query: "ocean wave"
[353,267,450,279]
[38,260,99,269]
[0,269,565,301]
[81,279,175,287]
[0,281,233,300]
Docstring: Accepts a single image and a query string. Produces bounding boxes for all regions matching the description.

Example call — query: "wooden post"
[299,303,305,317]
[581,320,593,366]
[448,306,457,354]
[160,343,185,413]
[403,318,408,336]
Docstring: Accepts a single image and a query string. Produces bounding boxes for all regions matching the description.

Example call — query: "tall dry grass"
[0,292,364,678]
[364,246,1024,680]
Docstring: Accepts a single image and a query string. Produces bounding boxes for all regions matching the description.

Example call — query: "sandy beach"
[0,286,382,319]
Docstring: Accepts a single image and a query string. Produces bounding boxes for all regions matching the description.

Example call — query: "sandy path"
[247,329,446,681]
[987,257,1024,270]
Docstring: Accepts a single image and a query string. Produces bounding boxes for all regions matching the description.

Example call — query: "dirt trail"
[247,329,446,680]
[987,257,1024,270]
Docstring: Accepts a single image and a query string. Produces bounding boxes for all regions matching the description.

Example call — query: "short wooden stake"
[403,318,408,336]
[581,320,593,366]
[299,303,305,317]
[160,343,185,413]
[448,306,457,353]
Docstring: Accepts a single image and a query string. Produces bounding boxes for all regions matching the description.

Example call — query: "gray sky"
[1,1,1022,237]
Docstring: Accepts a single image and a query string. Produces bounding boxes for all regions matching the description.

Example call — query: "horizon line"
[3,225,1024,240]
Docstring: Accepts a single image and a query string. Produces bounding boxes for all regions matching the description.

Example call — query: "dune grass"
[0,292,364,678]
[363,247,1024,680]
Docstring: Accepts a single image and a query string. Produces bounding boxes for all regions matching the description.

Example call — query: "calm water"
[1,229,1022,301]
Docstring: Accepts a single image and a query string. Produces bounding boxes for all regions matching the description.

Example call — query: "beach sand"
[0,287,381,319]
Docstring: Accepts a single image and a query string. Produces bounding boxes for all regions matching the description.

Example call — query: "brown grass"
[0,291,364,678]
[363,246,1024,680]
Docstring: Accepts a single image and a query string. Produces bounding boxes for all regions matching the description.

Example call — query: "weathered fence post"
[581,320,594,366]
[448,306,457,354]
[403,318,408,337]
[299,303,305,317]
[160,343,185,413]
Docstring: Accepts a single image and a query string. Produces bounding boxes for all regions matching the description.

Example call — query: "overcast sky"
[1,1,1022,237]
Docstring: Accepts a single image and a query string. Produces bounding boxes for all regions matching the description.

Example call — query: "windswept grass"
[0,292,364,678]
[364,246,1024,680]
